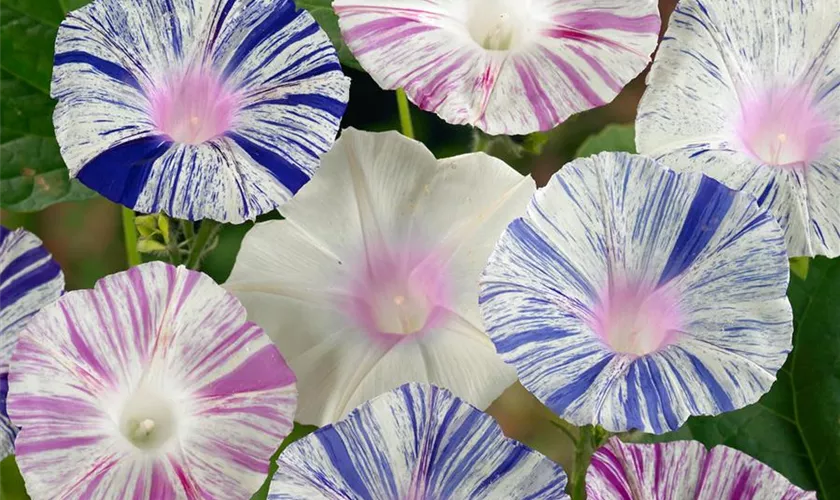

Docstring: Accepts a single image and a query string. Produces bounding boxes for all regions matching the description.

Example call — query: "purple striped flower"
[587,438,816,499]
[7,262,296,498]
[269,383,569,499]
[333,0,660,135]
[637,0,840,257]
[0,227,64,460]
[53,0,351,223]
[480,153,792,434]
[226,128,535,426]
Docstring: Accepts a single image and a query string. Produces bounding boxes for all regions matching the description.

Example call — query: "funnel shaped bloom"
[8,262,296,499]
[636,0,840,257]
[226,128,535,425]
[586,438,816,499]
[53,0,350,223]
[0,227,63,460]
[480,153,792,434]
[269,383,569,499]
[334,0,659,135]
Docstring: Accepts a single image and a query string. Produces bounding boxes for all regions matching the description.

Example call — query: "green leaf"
[295,0,362,71]
[575,124,636,159]
[0,455,30,500]
[250,423,319,500]
[0,0,98,212]
[640,257,840,498]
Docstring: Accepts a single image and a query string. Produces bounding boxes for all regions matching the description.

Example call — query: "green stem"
[186,220,219,270]
[182,219,195,240]
[570,426,593,500]
[396,88,415,139]
[121,207,142,268]
[549,418,579,446]
[167,241,182,266]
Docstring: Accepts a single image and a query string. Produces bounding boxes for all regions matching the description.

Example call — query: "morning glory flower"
[333,0,660,135]
[8,262,296,498]
[586,438,816,499]
[480,152,792,434]
[0,226,63,460]
[53,0,351,223]
[268,383,569,499]
[636,0,840,257]
[226,128,535,425]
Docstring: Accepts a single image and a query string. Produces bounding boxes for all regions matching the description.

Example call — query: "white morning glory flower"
[587,438,816,499]
[480,152,792,434]
[637,0,840,257]
[269,383,569,499]
[0,226,64,460]
[8,262,296,498]
[53,0,351,223]
[226,128,535,425]
[333,0,660,135]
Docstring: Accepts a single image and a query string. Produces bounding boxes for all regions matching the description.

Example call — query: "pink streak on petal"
[61,302,116,390]
[196,344,295,397]
[539,47,606,108]
[343,18,437,57]
[568,45,623,93]
[556,11,661,34]
[16,435,103,455]
[515,59,559,131]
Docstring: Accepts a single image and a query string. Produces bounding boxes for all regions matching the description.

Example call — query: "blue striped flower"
[0,226,64,459]
[479,153,793,434]
[637,0,840,257]
[268,383,569,499]
[53,0,351,223]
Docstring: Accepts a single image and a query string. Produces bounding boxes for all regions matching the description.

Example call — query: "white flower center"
[467,0,526,50]
[119,387,176,451]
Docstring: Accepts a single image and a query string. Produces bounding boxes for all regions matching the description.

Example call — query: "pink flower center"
[591,280,682,356]
[734,86,832,168]
[346,244,451,340]
[149,70,239,145]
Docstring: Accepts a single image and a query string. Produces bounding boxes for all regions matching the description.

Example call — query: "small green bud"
[137,239,167,254]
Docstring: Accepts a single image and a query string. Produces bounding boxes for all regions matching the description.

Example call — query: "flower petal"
[636,0,840,257]
[586,438,816,499]
[0,226,64,459]
[9,262,295,498]
[227,129,529,425]
[334,0,659,134]
[54,0,349,222]
[269,383,568,499]
[480,152,791,433]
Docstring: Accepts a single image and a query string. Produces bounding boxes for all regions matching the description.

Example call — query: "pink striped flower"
[587,438,816,500]
[8,262,296,499]
[334,0,660,135]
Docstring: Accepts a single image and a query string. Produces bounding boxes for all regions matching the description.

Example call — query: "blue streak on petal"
[76,136,172,209]
[658,176,734,285]
[222,0,299,78]
[227,132,310,195]
[54,51,141,90]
